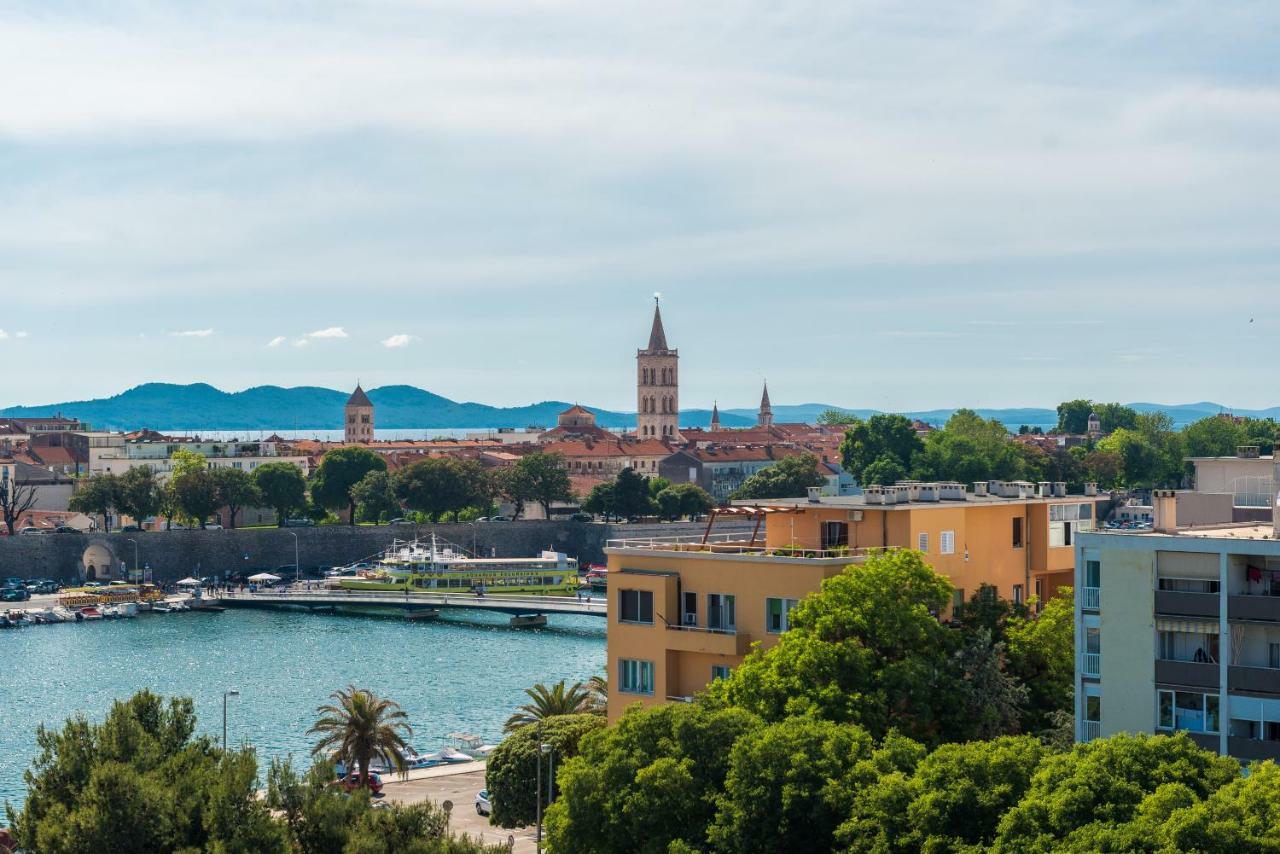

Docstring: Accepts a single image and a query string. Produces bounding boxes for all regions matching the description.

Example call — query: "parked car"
[120,525,142,532]
[3,577,24,589]
[1,588,30,602]
[475,789,492,816]
[204,523,223,530]
[281,518,315,528]
[53,526,82,534]
[35,580,59,594]
[18,527,43,536]
[481,516,511,523]
[338,772,383,795]
[568,512,593,522]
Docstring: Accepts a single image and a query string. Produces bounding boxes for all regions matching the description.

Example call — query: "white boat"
[119,602,139,618]
[100,605,120,619]
[449,733,497,758]
[151,604,173,614]
[52,606,77,622]
[439,747,475,764]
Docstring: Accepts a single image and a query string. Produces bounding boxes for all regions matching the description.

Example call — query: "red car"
[339,771,384,795]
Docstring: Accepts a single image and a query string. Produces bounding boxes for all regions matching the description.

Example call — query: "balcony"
[665,625,753,656]
[1154,590,1219,618]
[1188,732,1221,753]
[1229,595,1280,623]
[1080,720,1100,742]
[1228,665,1280,695]
[606,532,864,563]
[1228,737,1280,762]
[1080,587,1100,610]
[1156,659,1219,689]
[1082,653,1100,677]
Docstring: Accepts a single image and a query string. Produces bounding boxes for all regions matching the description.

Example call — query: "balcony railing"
[1080,587,1100,610]
[1082,653,1100,677]
[606,532,865,561]
[1080,720,1100,742]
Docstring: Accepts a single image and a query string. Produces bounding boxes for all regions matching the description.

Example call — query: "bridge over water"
[214,589,606,627]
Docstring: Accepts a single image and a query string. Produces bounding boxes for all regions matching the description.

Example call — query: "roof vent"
[939,482,966,500]
[1238,445,1261,459]
[1037,481,1052,498]
[806,486,822,503]
[1053,481,1067,498]
[864,485,885,505]
[917,483,939,502]
[973,481,989,497]
[1084,482,1098,496]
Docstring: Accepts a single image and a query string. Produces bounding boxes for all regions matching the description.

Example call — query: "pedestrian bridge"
[214,588,606,626]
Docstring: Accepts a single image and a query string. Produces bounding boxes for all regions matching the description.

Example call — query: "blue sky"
[1,1,1277,411]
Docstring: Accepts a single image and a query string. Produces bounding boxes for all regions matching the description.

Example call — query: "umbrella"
[248,572,281,583]
[176,577,202,586]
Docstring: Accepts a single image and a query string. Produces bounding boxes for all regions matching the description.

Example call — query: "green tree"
[114,466,162,529]
[707,717,875,854]
[1079,449,1123,489]
[913,409,1028,484]
[1093,402,1138,434]
[311,447,387,524]
[839,414,922,483]
[610,467,654,520]
[840,736,1048,853]
[731,453,824,499]
[267,756,369,854]
[504,680,601,733]
[506,452,572,518]
[817,409,860,426]
[860,454,907,487]
[350,469,401,523]
[168,455,221,528]
[9,690,287,854]
[254,462,308,526]
[1097,428,1162,487]
[1005,591,1075,733]
[993,733,1238,852]
[485,714,605,829]
[1055,399,1094,434]
[718,549,957,744]
[67,473,119,531]
[655,482,713,520]
[1159,760,1280,853]
[394,458,478,522]
[646,476,672,498]
[543,702,762,854]
[308,685,412,786]
[212,466,263,528]
[580,481,616,520]
[1183,415,1247,459]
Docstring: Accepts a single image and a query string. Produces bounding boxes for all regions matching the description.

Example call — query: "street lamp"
[536,740,552,848]
[125,538,139,580]
[287,531,300,583]
[222,689,240,751]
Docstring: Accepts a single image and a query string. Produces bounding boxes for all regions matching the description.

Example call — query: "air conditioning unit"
[847,510,863,522]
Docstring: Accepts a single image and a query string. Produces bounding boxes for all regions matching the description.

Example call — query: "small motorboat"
[100,605,120,619]
[78,606,103,620]
[449,733,497,759]
[119,602,139,618]
[0,613,18,629]
[151,604,173,614]
[439,747,475,764]
[52,606,77,622]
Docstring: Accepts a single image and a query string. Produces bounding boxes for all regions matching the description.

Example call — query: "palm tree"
[586,673,607,714]
[308,685,413,786]
[504,680,598,733]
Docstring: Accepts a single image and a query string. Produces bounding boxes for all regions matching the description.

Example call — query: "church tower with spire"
[345,384,374,444]
[757,381,773,428]
[709,401,721,432]
[637,298,681,441]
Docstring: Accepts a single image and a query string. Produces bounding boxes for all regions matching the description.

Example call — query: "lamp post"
[125,538,139,581]
[536,740,551,848]
[222,689,240,751]
[288,531,299,583]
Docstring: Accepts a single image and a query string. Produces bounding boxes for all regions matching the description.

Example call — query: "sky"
[1,1,1278,412]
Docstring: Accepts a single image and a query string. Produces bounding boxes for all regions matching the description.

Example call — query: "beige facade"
[345,385,375,444]
[1189,453,1273,507]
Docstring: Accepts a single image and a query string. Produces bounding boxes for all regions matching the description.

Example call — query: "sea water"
[0,608,605,807]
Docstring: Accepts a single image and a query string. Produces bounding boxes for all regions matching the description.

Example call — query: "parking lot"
[381,766,539,853]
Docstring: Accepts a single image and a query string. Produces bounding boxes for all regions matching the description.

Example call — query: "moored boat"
[78,606,103,620]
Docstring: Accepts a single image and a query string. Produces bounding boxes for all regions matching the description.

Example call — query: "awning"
[1156,617,1218,634]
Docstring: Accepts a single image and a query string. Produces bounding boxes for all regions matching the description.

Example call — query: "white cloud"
[169,328,214,337]
[293,338,309,348]
[267,335,287,347]
[307,327,348,339]
[381,333,414,348]
[0,329,8,339]
[15,331,28,338]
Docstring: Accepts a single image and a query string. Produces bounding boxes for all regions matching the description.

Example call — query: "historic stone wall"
[0,520,752,584]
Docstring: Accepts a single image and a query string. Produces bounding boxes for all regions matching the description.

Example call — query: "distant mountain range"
[0,383,1269,432]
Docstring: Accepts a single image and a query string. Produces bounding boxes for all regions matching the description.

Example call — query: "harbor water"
[0,607,605,808]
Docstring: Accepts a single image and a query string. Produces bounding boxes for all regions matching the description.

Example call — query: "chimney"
[806,486,822,503]
[1084,482,1098,497]
[973,481,989,497]
[1153,489,1178,534]
[1053,481,1067,498]
[1037,481,1051,498]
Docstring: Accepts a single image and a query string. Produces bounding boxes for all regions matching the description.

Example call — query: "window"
[1085,626,1101,655]
[917,532,929,553]
[1270,643,1280,670]
[766,598,799,633]
[1012,584,1024,605]
[618,589,653,624]
[821,521,848,550]
[1158,578,1220,594]
[708,594,736,632]
[940,531,955,555]
[1157,689,1219,733]
[1012,517,1024,548]
[711,665,732,682]
[1158,630,1218,663]
[1085,695,1101,723]
[1085,560,1101,589]
[952,588,965,610]
[682,591,698,626]
[618,659,654,695]
[1050,504,1094,547]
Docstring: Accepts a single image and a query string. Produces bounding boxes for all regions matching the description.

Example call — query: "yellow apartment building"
[606,479,1105,719]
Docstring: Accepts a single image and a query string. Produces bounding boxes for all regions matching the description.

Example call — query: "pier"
[214,589,606,626]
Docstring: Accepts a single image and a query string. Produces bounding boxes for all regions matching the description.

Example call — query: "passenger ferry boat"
[335,536,579,595]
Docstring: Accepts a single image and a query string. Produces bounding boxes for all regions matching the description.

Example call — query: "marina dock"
[215,588,606,626]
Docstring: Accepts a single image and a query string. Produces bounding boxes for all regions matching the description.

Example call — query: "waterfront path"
[380,764,538,852]
[214,588,607,620]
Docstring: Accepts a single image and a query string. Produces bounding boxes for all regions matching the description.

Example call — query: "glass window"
[618,589,653,624]
[1206,694,1220,734]
[1013,584,1023,605]
[1085,695,1101,723]
[1159,690,1173,729]
[917,532,928,553]
[708,594,736,632]
[821,522,848,550]
[682,591,697,626]
[1085,560,1101,589]
[766,598,799,634]
[618,659,654,695]
[1271,643,1280,670]
[711,665,731,682]
[940,531,955,555]
[1012,517,1024,548]
[1085,627,1101,655]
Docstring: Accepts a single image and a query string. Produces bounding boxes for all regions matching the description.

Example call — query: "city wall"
[0,520,750,584]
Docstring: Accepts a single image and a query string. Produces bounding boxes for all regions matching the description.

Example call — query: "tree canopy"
[253,462,308,526]
[839,414,923,485]
[485,713,605,829]
[311,447,387,524]
[731,453,824,499]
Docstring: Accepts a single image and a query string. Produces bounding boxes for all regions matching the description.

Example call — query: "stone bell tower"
[344,384,374,443]
[636,298,681,441]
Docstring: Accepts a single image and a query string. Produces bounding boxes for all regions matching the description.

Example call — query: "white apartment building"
[94,439,309,480]
[1075,487,1280,763]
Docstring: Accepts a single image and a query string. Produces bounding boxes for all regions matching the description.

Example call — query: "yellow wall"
[1099,547,1156,737]
[605,549,845,720]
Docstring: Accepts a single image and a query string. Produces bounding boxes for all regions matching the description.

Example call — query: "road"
[381,767,541,852]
